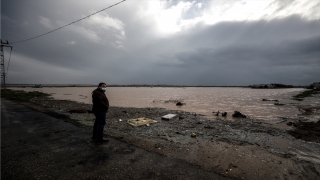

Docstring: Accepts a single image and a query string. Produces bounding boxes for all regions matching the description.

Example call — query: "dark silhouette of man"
[92,82,109,142]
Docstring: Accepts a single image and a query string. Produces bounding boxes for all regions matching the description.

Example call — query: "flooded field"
[4,88,320,179]
[10,87,314,122]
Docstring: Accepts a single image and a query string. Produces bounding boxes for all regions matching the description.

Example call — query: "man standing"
[92,82,109,142]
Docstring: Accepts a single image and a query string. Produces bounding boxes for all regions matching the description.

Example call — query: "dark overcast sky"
[1,0,320,86]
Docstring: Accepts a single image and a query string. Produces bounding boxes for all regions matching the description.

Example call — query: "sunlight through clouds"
[142,0,320,35]
[145,0,195,34]
[87,13,125,32]
[200,0,320,25]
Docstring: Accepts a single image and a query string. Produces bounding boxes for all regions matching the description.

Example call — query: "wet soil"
[287,121,320,143]
[3,91,320,180]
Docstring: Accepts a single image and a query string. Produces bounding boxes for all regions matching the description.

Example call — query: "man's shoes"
[96,138,109,142]
[101,138,109,142]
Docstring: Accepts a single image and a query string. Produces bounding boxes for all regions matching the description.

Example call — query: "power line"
[11,0,126,44]
[6,47,13,77]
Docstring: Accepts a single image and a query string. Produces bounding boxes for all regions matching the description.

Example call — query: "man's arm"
[93,92,109,110]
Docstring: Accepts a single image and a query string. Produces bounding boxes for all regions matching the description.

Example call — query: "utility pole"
[1,40,12,89]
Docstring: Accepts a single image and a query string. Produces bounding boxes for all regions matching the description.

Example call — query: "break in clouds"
[1,0,320,85]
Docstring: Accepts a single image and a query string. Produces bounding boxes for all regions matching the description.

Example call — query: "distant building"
[271,83,293,88]
[308,82,320,90]
[34,84,42,88]
[251,83,293,89]
[252,84,274,88]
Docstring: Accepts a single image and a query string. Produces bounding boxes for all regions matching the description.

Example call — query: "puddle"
[271,122,292,130]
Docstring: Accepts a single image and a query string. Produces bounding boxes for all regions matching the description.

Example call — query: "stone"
[232,111,246,118]
[176,102,183,106]
[286,122,293,126]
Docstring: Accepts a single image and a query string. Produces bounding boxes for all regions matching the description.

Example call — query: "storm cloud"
[1,0,320,85]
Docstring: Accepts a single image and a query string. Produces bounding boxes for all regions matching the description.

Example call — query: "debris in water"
[232,111,246,118]
[161,114,177,120]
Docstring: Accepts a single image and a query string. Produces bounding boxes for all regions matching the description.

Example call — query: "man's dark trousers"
[93,112,106,140]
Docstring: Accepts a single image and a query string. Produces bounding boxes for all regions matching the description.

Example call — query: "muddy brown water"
[10,87,318,123]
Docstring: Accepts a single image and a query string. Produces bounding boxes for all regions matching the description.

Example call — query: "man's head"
[98,82,107,92]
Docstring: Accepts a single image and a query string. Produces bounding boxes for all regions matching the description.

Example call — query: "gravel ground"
[21,94,320,180]
[3,89,320,180]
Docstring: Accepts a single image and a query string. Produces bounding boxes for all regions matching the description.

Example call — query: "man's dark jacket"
[92,88,109,113]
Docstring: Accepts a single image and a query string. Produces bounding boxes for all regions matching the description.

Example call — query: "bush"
[1,89,49,102]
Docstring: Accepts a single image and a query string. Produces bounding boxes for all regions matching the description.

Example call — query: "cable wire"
[11,0,126,44]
